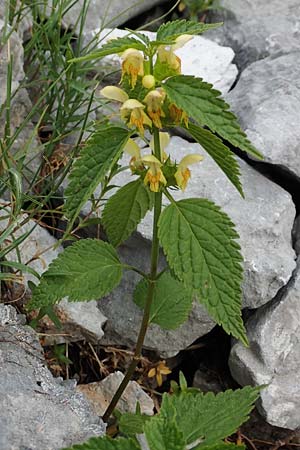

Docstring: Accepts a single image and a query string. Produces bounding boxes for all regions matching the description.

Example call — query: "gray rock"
[292,216,300,255]
[78,371,154,416]
[45,0,166,32]
[0,204,107,345]
[0,0,33,40]
[209,0,300,69]
[97,136,295,357]
[88,27,238,95]
[226,53,300,179]
[0,304,105,450]
[229,260,300,430]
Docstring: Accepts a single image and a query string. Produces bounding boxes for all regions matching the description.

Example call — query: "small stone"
[77,371,154,416]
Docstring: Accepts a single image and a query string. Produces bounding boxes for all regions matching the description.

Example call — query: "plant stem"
[102,128,162,423]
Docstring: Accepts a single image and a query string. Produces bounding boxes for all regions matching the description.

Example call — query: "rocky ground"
[1,0,300,448]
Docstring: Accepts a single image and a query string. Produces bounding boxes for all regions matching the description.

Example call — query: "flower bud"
[142,75,155,89]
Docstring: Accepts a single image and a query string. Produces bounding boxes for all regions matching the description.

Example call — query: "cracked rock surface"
[226,53,300,179]
[209,0,300,69]
[229,259,300,430]
[0,304,105,450]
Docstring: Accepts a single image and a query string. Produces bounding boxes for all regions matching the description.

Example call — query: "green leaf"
[186,122,244,198]
[163,76,263,159]
[134,272,193,330]
[160,386,260,446]
[69,36,146,63]
[119,411,151,436]
[158,198,247,344]
[102,180,153,247]
[64,125,130,226]
[145,417,186,450]
[156,20,222,41]
[61,436,140,450]
[27,239,123,310]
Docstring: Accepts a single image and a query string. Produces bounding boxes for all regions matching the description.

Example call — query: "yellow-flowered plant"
[28,19,263,446]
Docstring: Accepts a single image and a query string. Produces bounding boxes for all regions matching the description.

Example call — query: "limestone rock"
[229,260,300,430]
[0,304,105,450]
[226,53,300,180]
[97,136,295,357]
[209,0,300,69]
[78,371,154,416]
[45,0,166,32]
[88,27,237,95]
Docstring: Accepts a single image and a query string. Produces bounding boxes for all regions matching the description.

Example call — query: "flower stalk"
[102,127,163,423]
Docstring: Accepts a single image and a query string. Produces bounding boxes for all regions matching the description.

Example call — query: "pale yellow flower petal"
[172,34,193,50]
[179,154,203,168]
[148,368,156,378]
[100,86,129,103]
[124,139,141,159]
[150,132,170,153]
[142,154,162,166]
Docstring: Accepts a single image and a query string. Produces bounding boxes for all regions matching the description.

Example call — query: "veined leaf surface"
[158,198,247,344]
[62,436,139,450]
[102,180,153,247]
[64,125,130,225]
[160,386,260,446]
[134,272,193,330]
[28,239,123,310]
[164,75,263,159]
[156,20,222,41]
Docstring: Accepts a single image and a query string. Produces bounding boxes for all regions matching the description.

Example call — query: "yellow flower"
[100,86,129,103]
[175,154,203,191]
[157,34,193,75]
[120,99,152,135]
[124,138,143,171]
[169,103,189,127]
[157,46,181,73]
[150,131,170,161]
[121,48,144,88]
[148,360,172,387]
[143,89,166,129]
[142,155,167,192]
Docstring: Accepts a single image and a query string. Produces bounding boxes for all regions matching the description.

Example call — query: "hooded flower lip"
[100,86,129,103]
[144,89,166,129]
[121,48,144,88]
[157,34,193,76]
[150,131,170,161]
[120,99,152,135]
[175,153,203,191]
[124,138,143,171]
[142,154,167,192]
